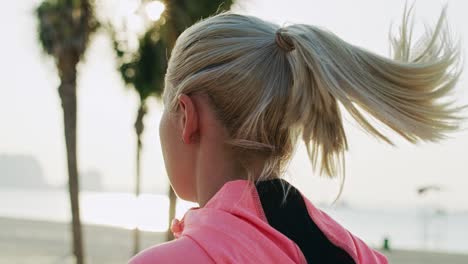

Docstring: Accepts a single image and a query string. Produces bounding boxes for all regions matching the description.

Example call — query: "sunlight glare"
[118,0,141,16]
[145,1,166,21]
[136,194,169,232]
[81,192,138,230]
[81,192,170,232]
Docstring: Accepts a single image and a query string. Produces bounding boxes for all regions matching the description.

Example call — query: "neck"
[195,148,246,207]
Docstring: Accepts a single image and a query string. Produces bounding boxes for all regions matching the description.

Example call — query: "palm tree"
[111,0,234,254]
[36,1,98,263]
[111,22,168,254]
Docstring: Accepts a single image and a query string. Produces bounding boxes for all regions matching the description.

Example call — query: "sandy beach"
[1,217,467,264]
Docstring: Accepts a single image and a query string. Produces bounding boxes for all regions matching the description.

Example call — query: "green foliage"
[115,26,168,101]
[36,0,99,60]
[112,0,234,101]
[163,0,234,36]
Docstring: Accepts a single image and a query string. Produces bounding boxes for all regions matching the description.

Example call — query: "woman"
[130,5,463,264]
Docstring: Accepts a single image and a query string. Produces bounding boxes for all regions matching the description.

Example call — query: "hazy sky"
[1,0,467,210]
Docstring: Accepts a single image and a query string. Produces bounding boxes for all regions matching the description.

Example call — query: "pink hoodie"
[129,179,388,263]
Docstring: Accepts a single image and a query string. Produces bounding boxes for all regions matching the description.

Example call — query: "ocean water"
[0,189,467,254]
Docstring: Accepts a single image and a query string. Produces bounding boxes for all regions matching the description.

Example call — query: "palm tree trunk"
[58,72,85,264]
[133,103,146,254]
[166,186,177,241]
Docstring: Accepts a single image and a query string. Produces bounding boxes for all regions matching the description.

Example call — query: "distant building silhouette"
[0,154,50,189]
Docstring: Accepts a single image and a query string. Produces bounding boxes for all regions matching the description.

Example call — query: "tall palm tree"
[111,23,168,254]
[36,1,98,263]
[111,0,234,254]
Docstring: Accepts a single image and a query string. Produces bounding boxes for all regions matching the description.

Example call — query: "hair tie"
[275,29,295,52]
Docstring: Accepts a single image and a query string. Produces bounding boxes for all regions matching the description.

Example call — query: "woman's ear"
[178,94,199,144]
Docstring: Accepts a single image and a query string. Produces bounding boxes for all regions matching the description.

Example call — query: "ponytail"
[164,7,464,195]
[279,4,464,179]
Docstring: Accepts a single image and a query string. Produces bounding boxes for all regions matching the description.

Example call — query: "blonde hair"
[163,5,464,195]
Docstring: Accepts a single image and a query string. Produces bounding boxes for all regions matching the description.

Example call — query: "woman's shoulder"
[128,236,214,264]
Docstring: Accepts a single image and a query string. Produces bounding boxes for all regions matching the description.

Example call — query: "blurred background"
[0,0,467,263]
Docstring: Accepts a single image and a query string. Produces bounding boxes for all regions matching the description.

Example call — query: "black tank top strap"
[255,178,356,264]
